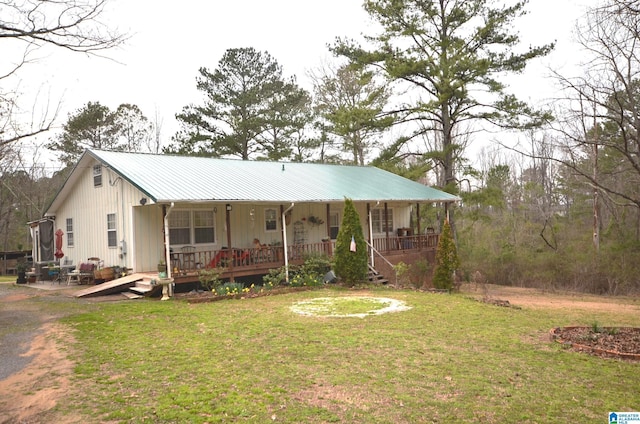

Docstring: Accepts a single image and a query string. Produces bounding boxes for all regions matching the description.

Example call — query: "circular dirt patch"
[551,326,640,361]
[290,296,411,318]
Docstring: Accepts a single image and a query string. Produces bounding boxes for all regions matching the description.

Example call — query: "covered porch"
[165,232,440,284]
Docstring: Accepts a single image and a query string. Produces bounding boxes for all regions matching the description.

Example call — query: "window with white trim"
[371,208,393,233]
[66,218,74,247]
[93,165,102,187]
[169,210,191,245]
[329,212,340,239]
[194,210,215,243]
[107,213,117,247]
[169,210,216,245]
[265,208,277,232]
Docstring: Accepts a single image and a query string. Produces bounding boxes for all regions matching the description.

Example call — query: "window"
[169,210,191,245]
[169,210,216,245]
[371,208,393,233]
[93,165,102,187]
[193,210,215,243]
[107,213,117,247]
[265,208,277,231]
[66,218,74,247]
[329,212,340,239]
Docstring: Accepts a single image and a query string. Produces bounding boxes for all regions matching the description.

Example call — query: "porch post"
[384,202,390,252]
[281,203,295,284]
[226,204,234,282]
[163,203,175,297]
[325,203,332,256]
[162,204,170,278]
[325,203,330,239]
[416,203,421,236]
[367,203,374,267]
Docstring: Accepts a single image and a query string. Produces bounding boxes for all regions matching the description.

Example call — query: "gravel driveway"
[0,283,79,380]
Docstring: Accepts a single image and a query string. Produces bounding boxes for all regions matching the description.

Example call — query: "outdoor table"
[43,266,61,283]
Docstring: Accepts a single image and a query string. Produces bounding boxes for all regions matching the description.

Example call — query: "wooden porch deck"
[168,234,439,284]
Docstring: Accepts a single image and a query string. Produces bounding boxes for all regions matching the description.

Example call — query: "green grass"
[52,288,640,423]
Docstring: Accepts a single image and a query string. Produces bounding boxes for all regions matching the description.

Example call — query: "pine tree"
[334,198,368,286]
[432,219,460,291]
[171,47,312,160]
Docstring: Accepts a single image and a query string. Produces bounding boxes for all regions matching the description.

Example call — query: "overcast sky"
[12,0,592,166]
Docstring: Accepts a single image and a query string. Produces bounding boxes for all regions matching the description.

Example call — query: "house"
[30,149,459,285]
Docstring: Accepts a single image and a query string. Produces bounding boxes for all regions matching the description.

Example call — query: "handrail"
[365,240,397,285]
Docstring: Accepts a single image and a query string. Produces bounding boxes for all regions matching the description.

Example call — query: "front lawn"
[59,287,639,423]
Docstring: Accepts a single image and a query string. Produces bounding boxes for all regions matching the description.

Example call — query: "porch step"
[368,270,389,285]
[122,291,144,299]
[129,285,153,295]
[128,279,159,295]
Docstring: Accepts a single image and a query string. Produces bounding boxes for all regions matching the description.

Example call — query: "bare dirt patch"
[462,283,637,315]
[463,283,640,360]
[0,323,78,424]
[0,284,82,424]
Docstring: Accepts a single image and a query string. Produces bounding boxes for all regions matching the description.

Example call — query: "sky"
[10,0,592,168]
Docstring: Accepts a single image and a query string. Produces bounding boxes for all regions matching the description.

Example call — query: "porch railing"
[169,234,438,274]
[371,234,438,252]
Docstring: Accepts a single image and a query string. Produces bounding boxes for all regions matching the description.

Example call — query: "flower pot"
[101,267,115,281]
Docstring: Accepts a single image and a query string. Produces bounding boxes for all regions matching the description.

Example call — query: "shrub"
[262,253,332,287]
[334,198,368,286]
[299,252,332,277]
[393,261,410,288]
[262,265,291,286]
[198,267,225,291]
[409,259,432,289]
[432,219,460,291]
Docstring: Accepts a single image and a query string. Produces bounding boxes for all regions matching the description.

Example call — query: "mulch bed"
[550,326,640,361]
[174,286,313,304]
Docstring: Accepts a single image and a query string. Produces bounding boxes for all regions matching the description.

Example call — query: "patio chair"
[59,257,74,284]
[66,260,97,285]
[181,246,196,271]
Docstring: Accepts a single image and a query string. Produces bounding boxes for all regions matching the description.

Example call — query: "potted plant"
[158,259,167,278]
[16,261,28,284]
[307,215,324,227]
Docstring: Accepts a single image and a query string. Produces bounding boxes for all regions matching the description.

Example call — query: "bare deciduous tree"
[546,0,640,239]
[0,0,126,157]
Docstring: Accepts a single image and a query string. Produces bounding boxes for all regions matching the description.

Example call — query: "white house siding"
[212,201,412,249]
[132,205,164,273]
[51,160,148,271]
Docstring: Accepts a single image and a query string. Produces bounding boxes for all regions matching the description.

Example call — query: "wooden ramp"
[74,273,145,298]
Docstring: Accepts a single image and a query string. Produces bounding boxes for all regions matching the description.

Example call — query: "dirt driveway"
[0,282,637,423]
[0,283,109,424]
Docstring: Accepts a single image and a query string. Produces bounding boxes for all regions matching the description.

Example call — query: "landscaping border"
[550,326,640,361]
[179,286,314,304]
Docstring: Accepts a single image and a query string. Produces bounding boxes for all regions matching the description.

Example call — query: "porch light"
[226,204,232,211]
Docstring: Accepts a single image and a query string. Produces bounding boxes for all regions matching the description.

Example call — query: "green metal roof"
[85,150,459,204]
